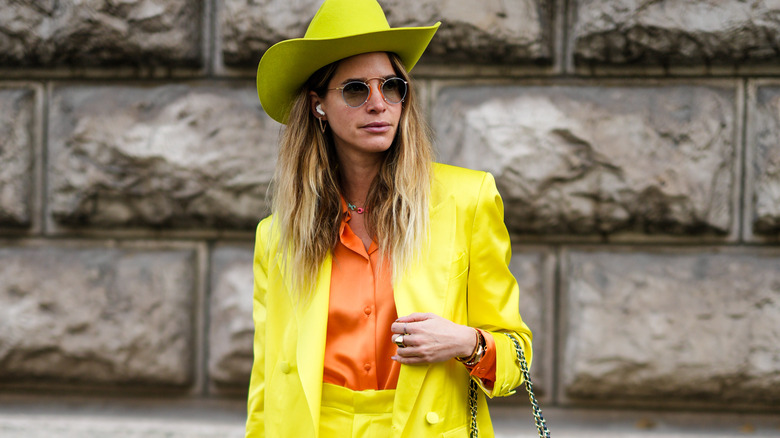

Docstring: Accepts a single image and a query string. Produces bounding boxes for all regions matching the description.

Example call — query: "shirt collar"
[338,195,377,255]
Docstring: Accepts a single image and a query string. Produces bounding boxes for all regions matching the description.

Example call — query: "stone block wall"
[1,0,779,427]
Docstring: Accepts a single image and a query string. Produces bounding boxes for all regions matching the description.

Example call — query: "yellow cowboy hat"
[256,0,440,124]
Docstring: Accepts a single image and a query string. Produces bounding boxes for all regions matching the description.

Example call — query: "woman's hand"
[390,313,478,364]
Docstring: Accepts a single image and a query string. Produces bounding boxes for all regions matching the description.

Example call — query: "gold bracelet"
[456,329,486,366]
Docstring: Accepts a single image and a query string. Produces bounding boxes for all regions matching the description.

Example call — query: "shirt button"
[364,363,372,372]
[426,412,440,424]
[364,306,372,315]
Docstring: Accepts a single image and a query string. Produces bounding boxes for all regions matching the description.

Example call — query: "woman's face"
[312,52,403,163]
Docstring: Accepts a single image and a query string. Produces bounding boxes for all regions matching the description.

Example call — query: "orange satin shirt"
[323,201,497,391]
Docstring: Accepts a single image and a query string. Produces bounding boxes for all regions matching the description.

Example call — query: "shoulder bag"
[468,333,550,437]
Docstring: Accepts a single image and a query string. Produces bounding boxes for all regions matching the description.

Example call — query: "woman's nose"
[364,83,386,111]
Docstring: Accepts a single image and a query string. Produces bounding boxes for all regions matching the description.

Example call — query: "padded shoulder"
[431,162,489,207]
[432,162,485,184]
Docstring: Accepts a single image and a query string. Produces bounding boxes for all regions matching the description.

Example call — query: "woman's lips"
[361,122,392,133]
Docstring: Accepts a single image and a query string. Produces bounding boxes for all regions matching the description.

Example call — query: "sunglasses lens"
[338,78,407,107]
[382,78,406,104]
[342,82,370,107]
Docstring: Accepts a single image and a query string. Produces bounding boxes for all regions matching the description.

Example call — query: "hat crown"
[304,0,391,39]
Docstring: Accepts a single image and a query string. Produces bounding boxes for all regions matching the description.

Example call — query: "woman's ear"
[309,92,325,119]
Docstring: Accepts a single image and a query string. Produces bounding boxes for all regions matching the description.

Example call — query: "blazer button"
[280,361,291,374]
[425,411,440,425]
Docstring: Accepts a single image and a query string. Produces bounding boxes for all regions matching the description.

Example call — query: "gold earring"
[318,117,327,133]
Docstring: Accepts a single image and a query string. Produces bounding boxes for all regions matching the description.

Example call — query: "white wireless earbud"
[316,104,325,116]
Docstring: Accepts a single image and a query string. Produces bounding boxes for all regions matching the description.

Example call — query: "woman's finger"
[393,343,424,358]
[392,354,427,364]
[392,312,441,334]
[402,333,417,347]
[392,333,418,349]
[394,312,436,323]
[391,319,423,334]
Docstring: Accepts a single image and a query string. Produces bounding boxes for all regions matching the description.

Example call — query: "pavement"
[489,406,780,437]
[0,397,777,437]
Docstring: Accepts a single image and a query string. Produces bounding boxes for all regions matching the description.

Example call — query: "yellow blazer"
[246,163,533,438]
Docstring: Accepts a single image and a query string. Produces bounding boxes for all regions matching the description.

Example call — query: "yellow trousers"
[319,383,396,438]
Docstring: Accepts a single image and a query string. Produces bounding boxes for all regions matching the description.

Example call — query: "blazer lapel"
[393,195,455,316]
[295,254,332,435]
[393,190,456,435]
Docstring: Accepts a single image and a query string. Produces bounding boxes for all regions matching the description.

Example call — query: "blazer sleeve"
[466,172,534,398]
[245,219,270,437]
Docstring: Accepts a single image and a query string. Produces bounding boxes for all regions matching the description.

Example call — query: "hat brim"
[257,23,440,124]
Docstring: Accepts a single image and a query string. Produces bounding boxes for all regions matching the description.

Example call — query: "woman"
[246,0,533,437]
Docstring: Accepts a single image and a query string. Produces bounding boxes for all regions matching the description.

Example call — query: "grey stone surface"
[0,86,35,227]
[219,0,321,66]
[2,0,779,425]
[209,246,254,387]
[0,245,196,385]
[751,85,780,236]
[220,0,552,66]
[0,413,244,438]
[491,406,780,437]
[382,0,552,64]
[509,249,550,395]
[0,0,201,67]
[48,83,276,229]
[434,84,736,236]
[2,405,779,438]
[562,249,780,404]
[572,0,780,67]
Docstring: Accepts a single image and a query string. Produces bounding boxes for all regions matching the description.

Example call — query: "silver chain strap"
[468,333,550,438]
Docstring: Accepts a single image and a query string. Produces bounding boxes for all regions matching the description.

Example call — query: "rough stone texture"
[48,84,276,229]
[0,0,201,68]
[572,0,780,67]
[220,0,321,66]
[562,249,780,404]
[209,247,254,387]
[434,85,736,236]
[751,85,780,236]
[0,245,196,385]
[382,0,552,64]
[509,249,550,393]
[0,86,35,227]
[1,0,779,426]
[220,0,552,66]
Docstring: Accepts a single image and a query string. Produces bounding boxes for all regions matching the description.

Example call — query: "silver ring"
[394,334,406,348]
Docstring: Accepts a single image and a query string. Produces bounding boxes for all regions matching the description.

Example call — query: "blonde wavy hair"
[270,52,433,298]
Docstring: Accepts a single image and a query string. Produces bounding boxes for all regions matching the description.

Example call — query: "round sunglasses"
[328,77,408,108]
